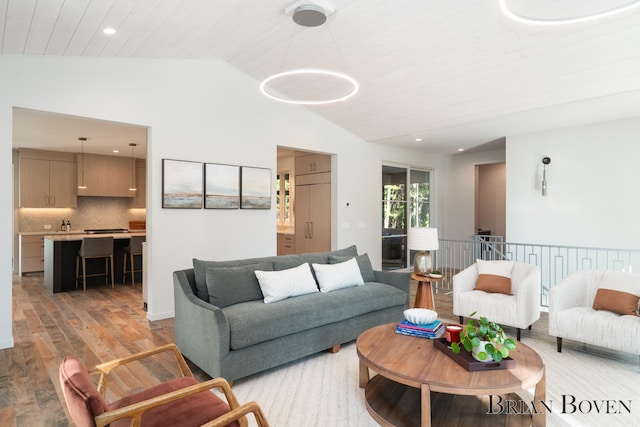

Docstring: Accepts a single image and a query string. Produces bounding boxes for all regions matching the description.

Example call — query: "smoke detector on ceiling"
[285,0,335,27]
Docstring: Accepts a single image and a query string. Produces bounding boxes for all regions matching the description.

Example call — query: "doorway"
[276,147,332,255]
[475,162,506,238]
[12,108,148,285]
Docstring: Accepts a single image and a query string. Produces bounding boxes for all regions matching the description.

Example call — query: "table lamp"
[408,227,439,276]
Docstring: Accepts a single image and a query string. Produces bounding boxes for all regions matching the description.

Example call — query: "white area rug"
[230,335,640,426]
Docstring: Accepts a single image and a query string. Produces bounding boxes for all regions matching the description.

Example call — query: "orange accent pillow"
[474,259,514,295]
[593,288,640,316]
[476,274,512,294]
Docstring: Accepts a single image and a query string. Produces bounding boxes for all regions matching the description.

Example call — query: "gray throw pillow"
[193,256,275,300]
[205,261,273,308]
[273,254,326,271]
[328,253,376,282]
[322,245,358,261]
[193,246,357,300]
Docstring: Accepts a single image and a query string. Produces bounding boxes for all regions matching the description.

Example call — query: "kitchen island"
[44,232,145,293]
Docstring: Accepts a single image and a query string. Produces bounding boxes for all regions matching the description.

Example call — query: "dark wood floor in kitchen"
[1,273,548,426]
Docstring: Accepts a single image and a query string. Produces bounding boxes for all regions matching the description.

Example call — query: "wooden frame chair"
[59,343,269,427]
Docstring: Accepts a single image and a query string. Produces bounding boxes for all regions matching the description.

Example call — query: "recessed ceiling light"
[113,150,120,153]
[458,148,465,152]
[415,138,422,142]
[103,27,117,35]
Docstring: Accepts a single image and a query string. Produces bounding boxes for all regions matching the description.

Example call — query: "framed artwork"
[205,163,240,209]
[162,159,203,208]
[240,166,271,209]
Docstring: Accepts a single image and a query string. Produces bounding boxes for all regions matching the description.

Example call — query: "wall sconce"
[541,156,551,196]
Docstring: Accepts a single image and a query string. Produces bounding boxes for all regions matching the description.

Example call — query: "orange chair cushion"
[59,356,109,427]
[109,376,240,427]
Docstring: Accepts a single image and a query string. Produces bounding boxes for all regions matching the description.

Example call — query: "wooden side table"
[411,273,439,310]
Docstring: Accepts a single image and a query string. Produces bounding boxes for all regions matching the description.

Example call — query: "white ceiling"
[13,108,148,158]
[5,0,640,155]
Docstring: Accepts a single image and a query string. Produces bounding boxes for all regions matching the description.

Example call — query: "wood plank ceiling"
[3,0,640,153]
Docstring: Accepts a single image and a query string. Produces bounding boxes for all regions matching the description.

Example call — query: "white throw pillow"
[312,258,365,292]
[597,272,640,296]
[254,263,319,303]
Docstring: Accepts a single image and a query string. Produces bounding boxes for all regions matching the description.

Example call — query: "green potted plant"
[429,269,443,278]
[450,312,517,362]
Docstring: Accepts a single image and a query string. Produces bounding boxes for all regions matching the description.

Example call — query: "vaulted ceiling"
[4,0,640,154]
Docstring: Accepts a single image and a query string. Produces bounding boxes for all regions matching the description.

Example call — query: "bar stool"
[75,237,114,291]
[123,235,145,285]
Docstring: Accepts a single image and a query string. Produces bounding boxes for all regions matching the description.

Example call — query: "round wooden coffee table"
[357,323,546,427]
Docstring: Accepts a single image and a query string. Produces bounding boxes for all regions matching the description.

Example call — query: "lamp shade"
[407,228,439,251]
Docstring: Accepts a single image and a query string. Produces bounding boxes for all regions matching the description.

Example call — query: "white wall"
[0,55,441,348]
[506,117,640,249]
[442,149,506,241]
[1,109,12,349]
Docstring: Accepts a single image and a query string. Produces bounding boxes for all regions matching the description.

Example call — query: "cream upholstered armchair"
[549,270,640,355]
[453,260,541,341]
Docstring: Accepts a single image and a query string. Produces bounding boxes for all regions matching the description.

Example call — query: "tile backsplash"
[19,197,146,232]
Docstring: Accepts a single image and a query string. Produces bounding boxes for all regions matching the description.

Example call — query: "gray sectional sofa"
[173,245,410,381]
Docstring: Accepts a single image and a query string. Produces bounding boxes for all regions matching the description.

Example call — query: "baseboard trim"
[0,337,15,349]
[146,310,174,321]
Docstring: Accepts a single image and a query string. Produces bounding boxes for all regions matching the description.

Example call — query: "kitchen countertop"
[44,231,145,241]
[20,230,86,236]
[277,226,295,235]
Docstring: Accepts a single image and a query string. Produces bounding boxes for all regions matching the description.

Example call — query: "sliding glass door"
[382,165,432,270]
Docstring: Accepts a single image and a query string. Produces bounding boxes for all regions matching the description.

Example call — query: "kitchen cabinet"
[295,153,331,175]
[19,150,77,208]
[277,233,296,255]
[19,235,45,274]
[294,153,331,254]
[295,174,331,253]
[131,159,146,208]
[77,153,135,197]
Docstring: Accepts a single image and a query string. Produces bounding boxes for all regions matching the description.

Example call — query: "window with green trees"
[382,165,432,270]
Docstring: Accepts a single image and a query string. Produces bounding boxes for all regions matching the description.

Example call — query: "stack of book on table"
[396,319,444,339]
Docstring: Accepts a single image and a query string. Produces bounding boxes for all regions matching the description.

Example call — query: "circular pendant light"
[499,0,640,25]
[260,68,359,105]
[262,2,357,105]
